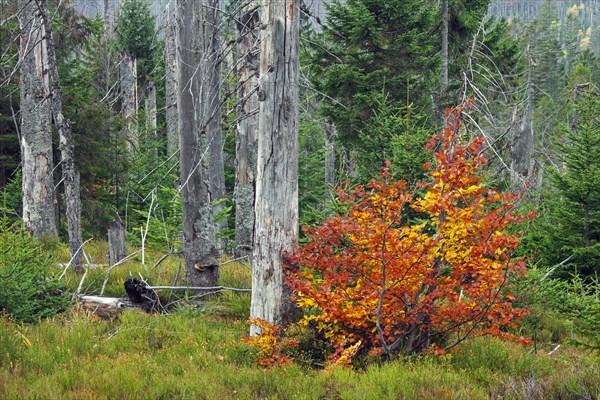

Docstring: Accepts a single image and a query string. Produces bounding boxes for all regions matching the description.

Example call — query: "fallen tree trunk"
[74,295,142,320]
[74,277,163,319]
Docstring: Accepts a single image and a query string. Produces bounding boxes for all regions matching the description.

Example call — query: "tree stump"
[108,220,127,266]
[124,277,161,312]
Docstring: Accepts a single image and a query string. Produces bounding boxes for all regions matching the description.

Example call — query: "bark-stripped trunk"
[165,10,179,157]
[204,0,226,250]
[324,119,336,189]
[439,0,449,121]
[40,0,83,269]
[510,107,534,183]
[120,52,138,151]
[234,0,260,259]
[250,0,300,333]
[176,0,219,288]
[441,0,449,94]
[144,81,157,140]
[108,220,127,266]
[18,0,58,238]
[510,48,535,186]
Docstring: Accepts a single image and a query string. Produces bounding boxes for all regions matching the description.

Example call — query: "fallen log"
[74,295,143,320]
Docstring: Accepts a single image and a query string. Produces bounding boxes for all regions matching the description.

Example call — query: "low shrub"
[515,267,600,349]
[285,105,534,363]
[0,217,70,323]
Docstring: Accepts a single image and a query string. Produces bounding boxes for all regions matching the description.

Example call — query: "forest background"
[0,0,599,398]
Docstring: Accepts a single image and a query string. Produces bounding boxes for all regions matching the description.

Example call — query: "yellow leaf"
[15,331,31,348]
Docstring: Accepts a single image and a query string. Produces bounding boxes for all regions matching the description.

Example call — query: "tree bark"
[18,0,58,238]
[324,119,336,189]
[120,52,138,151]
[165,8,179,158]
[144,81,157,140]
[203,0,227,250]
[439,0,449,122]
[441,0,449,94]
[176,0,219,288]
[234,0,260,259]
[510,47,535,186]
[108,220,127,266]
[250,0,300,333]
[39,0,84,269]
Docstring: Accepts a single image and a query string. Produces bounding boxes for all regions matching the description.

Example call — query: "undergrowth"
[0,240,598,399]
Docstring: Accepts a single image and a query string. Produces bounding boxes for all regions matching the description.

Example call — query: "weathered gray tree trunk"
[108,220,127,266]
[234,0,260,259]
[18,0,58,238]
[510,49,535,186]
[250,0,300,333]
[176,0,219,288]
[40,0,83,269]
[144,81,157,140]
[439,0,449,122]
[441,0,449,94]
[165,9,179,157]
[323,119,336,189]
[120,52,138,151]
[203,0,227,251]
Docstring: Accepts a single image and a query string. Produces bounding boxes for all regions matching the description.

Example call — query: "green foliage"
[0,2,21,189]
[125,141,182,252]
[375,97,432,182]
[213,198,235,249]
[0,171,22,223]
[1,309,597,399]
[306,0,438,177]
[527,87,600,279]
[55,17,129,237]
[442,0,497,98]
[528,3,565,102]
[448,336,600,399]
[0,244,598,399]
[128,186,182,253]
[298,119,328,227]
[114,0,158,80]
[0,218,70,323]
[512,266,600,349]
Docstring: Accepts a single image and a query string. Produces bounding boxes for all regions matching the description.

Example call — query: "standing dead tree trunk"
[439,0,449,121]
[40,0,83,269]
[176,0,220,288]
[18,0,58,238]
[441,0,449,93]
[510,45,535,187]
[165,7,179,158]
[250,0,300,333]
[120,52,138,151]
[234,0,260,259]
[204,0,227,251]
[144,81,157,140]
[323,119,336,189]
[108,220,127,266]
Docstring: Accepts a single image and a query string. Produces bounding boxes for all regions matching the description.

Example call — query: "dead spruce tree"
[250,0,300,333]
[234,0,260,259]
[40,0,83,269]
[176,0,225,288]
[18,0,58,238]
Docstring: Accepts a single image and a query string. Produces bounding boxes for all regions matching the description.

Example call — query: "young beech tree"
[285,103,534,361]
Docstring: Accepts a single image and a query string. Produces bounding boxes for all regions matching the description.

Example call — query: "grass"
[0,240,598,399]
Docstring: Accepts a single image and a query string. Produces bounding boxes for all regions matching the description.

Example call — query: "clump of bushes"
[0,217,70,323]
[283,105,534,364]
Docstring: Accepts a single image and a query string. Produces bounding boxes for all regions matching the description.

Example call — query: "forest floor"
[0,241,598,399]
